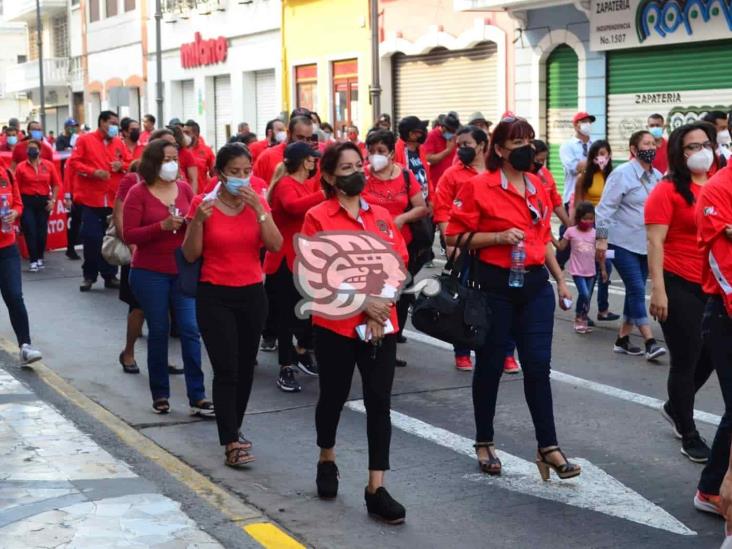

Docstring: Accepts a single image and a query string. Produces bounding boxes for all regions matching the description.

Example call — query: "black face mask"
[457,147,476,165]
[416,132,426,145]
[129,129,140,143]
[335,171,365,197]
[532,161,544,174]
[507,145,535,172]
[27,148,40,160]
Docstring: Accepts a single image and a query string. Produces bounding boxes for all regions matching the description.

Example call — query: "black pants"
[80,205,117,282]
[699,297,732,494]
[314,326,396,470]
[660,272,714,437]
[67,203,82,253]
[268,260,312,366]
[196,282,267,445]
[20,195,49,262]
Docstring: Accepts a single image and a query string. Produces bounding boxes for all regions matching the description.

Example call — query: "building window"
[332,59,358,132]
[295,64,317,113]
[89,0,100,22]
[17,55,27,64]
[28,25,38,61]
[53,17,69,58]
[125,0,135,11]
[71,0,80,6]
[106,0,118,17]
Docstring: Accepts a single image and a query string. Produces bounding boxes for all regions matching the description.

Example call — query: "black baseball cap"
[397,116,428,141]
[168,117,183,127]
[284,141,321,166]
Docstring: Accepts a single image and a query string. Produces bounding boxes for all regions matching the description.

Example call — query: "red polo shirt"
[446,169,552,268]
[0,169,22,249]
[424,128,455,187]
[11,139,55,165]
[433,162,478,224]
[15,159,60,197]
[68,130,130,208]
[301,197,408,339]
[696,166,732,300]
[189,139,215,190]
[263,175,324,274]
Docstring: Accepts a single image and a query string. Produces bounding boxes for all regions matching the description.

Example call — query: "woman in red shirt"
[16,140,60,271]
[123,139,212,416]
[0,167,42,364]
[445,117,579,480]
[263,142,325,392]
[646,122,717,464]
[183,144,282,467]
[363,129,428,366]
[304,142,407,524]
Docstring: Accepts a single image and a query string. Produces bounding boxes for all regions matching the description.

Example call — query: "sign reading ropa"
[590,0,732,51]
[180,33,228,69]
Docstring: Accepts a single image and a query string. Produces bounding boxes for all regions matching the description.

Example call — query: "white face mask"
[578,122,592,137]
[686,148,714,174]
[183,134,192,147]
[275,130,287,144]
[159,161,179,182]
[369,154,389,172]
[718,129,731,146]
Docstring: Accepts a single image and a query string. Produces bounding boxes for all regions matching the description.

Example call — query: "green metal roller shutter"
[607,40,732,160]
[546,45,578,195]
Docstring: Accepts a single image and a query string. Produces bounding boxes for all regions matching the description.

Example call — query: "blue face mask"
[224,176,250,195]
[107,125,119,138]
[6,136,17,146]
[443,131,454,141]
[30,130,43,140]
[648,126,663,139]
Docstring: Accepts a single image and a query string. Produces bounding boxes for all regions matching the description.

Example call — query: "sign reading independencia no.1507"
[590,0,732,51]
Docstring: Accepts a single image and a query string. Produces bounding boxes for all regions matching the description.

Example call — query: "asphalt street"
[0,249,727,548]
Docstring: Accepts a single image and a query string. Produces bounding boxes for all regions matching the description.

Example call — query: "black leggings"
[660,272,714,437]
[268,260,312,366]
[196,282,267,446]
[20,195,49,262]
[314,326,396,470]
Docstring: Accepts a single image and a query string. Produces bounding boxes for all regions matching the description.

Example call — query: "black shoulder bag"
[411,233,491,349]
[402,170,435,256]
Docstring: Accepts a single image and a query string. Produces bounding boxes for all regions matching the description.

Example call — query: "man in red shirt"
[424,111,460,186]
[183,120,215,188]
[248,118,286,161]
[139,114,156,146]
[253,115,318,185]
[648,113,668,175]
[0,126,19,153]
[69,110,129,291]
[11,121,54,169]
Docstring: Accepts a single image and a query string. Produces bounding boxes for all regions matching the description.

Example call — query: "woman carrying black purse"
[445,117,579,481]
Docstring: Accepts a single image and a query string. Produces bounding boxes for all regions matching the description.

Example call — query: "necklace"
[217,191,244,210]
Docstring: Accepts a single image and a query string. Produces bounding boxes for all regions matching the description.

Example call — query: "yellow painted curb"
[1,338,305,548]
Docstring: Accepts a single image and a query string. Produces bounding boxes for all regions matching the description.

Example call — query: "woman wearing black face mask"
[445,117,579,480]
[302,141,408,524]
[121,117,144,160]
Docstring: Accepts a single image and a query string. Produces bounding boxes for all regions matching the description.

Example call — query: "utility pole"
[35,0,46,129]
[369,0,381,124]
[155,0,163,127]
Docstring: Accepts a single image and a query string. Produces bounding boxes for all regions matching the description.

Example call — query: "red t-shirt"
[653,138,668,175]
[537,166,563,209]
[189,140,215,190]
[139,130,151,147]
[263,175,324,274]
[248,139,269,161]
[424,128,456,186]
[186,194,270,287]
[15,159,60,197]
[0,169,22,249]
[178,147,197,186]
[122,180,193,274]
[696,166,732,300]
[446,170,551,268]
[363,169,422,245]
[301,197,408,339]
[433,162,478,224]
[645,179,702,284]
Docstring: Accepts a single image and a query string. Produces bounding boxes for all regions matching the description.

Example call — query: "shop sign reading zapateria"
[180,33,228,69]
[590,0,732,51]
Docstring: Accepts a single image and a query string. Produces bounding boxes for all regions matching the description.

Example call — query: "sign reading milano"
[590,0,732,51]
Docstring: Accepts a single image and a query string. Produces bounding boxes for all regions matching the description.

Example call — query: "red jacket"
[15,159,60,197]
[68,130,130,208]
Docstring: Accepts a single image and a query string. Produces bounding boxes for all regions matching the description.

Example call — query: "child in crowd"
[553,201,607,334]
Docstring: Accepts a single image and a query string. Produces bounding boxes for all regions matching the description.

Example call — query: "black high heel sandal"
[536,446,581,481]
[474,442,501,475]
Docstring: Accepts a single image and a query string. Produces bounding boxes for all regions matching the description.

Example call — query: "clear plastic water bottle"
[0,196,12,234]
[508,240,525,288]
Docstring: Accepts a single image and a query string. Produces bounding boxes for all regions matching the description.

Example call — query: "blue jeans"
[0,244,30,346]
[473,266,557,447]
[610,245,649,327]
[80,206,117,282]
[129,268,205,404]
[572,275,596,318]
[596,258,612,313]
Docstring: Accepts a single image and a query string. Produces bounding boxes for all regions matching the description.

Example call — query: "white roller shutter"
[255,70,276,137]
[181,80,196,124]
[213,75,232,152]
[393,42,498,125]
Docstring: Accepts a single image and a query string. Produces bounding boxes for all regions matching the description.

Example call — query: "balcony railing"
[1,0,67,23]
[5,58,70,94]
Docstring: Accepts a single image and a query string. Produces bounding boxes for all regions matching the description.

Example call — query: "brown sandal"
[474,442,501,475]
[225,445,256,468]
[536,446,581,481]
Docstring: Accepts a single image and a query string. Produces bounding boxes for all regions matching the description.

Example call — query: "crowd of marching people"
[2,103,732,528]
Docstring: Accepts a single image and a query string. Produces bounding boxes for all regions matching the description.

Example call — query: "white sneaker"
[29,262,39,273]
[37,259,45,270]
[19,344,42,366]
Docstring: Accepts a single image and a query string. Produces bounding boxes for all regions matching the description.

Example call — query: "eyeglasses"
[684,142,714,152]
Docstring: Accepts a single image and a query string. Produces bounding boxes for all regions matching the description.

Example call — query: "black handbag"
[402,170,435,252]
[411,233,491,349]
[175,247,201,298]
